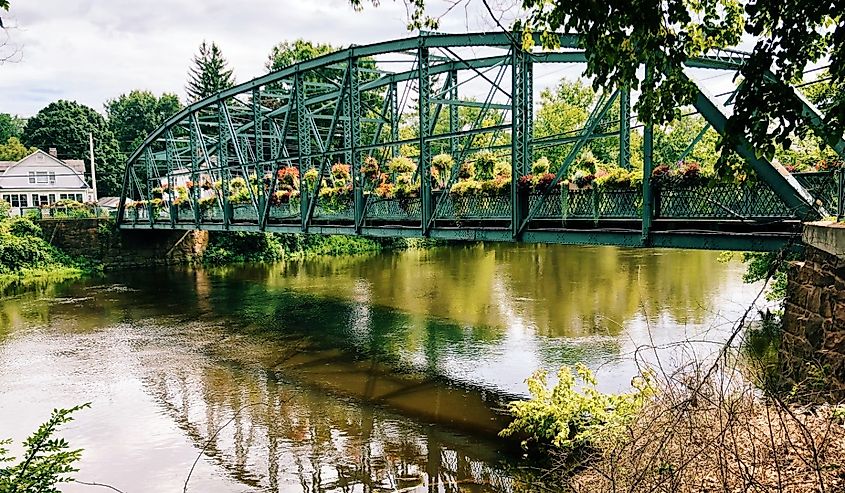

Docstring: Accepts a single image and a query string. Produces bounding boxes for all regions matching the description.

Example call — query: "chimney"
[48,147,58,158]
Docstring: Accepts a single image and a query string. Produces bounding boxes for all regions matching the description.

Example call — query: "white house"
[0,149,95,212]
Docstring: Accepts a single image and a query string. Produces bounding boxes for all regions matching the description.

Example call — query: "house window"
[49,172,56,184]
[48,194,55,204]
[32,194,50,207]
[2,194,28,207]
[75,193,83,202]
[28,172,35,184]
[36,171,48,184]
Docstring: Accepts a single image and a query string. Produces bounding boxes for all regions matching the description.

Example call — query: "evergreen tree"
[186,41,235,102]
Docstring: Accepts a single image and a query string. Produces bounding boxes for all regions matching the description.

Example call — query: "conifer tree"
[186,41,235,102]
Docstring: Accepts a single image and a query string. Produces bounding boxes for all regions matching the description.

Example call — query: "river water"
[0,244,760,492]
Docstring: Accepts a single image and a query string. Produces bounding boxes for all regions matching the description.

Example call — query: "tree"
[186,41,235,102]
[106,90,182,157]
[0,0,8,29]
[0,136,34,161]
[0,113,25,142]
[534,79,620,170]
[351,0,845,165]
[22,100,124,197]
[266,39,336,72]
[653,113,720,169]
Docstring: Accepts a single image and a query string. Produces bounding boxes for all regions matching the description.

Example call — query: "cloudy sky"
[0,0,507,117]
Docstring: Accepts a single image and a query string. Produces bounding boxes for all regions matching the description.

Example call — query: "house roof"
[0,150,86,174]
[97,196,122,208]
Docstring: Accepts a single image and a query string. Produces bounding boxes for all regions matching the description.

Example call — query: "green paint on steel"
[118,31,838,253]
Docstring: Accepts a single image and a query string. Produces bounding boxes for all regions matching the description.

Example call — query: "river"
[0,243,760,492]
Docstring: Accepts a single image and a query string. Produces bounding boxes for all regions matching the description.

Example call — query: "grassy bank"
[0,205,95,291]
[201,230,434,265]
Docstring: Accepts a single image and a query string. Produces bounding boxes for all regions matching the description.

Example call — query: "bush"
[450,179,483,196]
[500,364,653,453]
[3,216,42,237]
[532,157,551,175]
[303,168,320,190]
[457,161,475,180]
[277,166,300,188]
[595,167,635,190]
[387,156,416,174]
[361,156,380,182]
[471,151,498,180]
[432,153,454,180]
[494,161,512,179]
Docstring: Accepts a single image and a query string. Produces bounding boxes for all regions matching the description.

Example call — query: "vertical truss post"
[165,131,176,228]
[189,121,200,227]
[348,54,364,233]
[295,73,310,232]
[390,82,399,158]
[418,45,433,233]
[218,102,230,229]
[619,84,631,169]
[641,68,655,244]
[448,70,459,157]
[252,88,266,228]
[144,148,155,227]
[511,46,532,238]
[343,72,354,166]
[116,158,132,226]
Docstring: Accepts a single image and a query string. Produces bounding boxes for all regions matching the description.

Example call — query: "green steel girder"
[118,31,840,252]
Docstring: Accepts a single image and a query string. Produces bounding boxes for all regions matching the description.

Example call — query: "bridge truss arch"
[117,32,843,251]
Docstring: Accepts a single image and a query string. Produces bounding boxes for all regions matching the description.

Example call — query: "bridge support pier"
[782,222,845,398]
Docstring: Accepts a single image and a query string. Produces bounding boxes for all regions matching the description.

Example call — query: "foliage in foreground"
[501,364,653,454]
[0,204,84,277]
[0,404,89,492]
[567,365,845,493]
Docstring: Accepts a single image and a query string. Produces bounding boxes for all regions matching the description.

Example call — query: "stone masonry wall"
[782,223,845,396]
[37,218,209,270]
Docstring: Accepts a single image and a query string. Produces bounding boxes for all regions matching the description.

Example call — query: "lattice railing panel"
[366,197,421,220]
[658,183,795,219]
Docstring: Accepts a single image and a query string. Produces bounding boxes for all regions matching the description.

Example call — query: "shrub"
[331,163,351,183]
[595,167,634,190]
[481,177,511,196]
[471,151,498,180]
[500,364,653,453]
[532,157,551,175]
[229,176,247,190]
[0,404,90,492]
[387,156,416,174]
[361,156,380,182]
[432,153,454,179]
[277,167,300,188]
[0,200,10,219]
[229,187,251,205]
[303,168,320,190]
[816,159,845,171]
[457,161,475,180]
[573,171,596,189]
[651,164,671,184]
[4,216,42,237]
[198,196,217,211]
[394,182,419,200]
[574,149,600,174]
[375,182,396,199]
[450,179,483,196]
[494,161,512,179]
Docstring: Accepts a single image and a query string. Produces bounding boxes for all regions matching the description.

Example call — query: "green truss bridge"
[117,32,845,252]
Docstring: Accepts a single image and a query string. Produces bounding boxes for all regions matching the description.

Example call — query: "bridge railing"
[121,170,838,227]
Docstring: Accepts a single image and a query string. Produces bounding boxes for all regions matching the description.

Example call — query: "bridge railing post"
[641,64,655,245]
[511,42,532,238]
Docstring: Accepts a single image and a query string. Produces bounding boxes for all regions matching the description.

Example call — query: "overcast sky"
[0,0,760,119]
[0,0,509,117]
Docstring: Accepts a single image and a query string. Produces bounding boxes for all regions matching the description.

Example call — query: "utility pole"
[88,132,98,202]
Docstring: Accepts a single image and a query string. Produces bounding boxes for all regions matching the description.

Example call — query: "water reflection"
[0,244,758,492]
